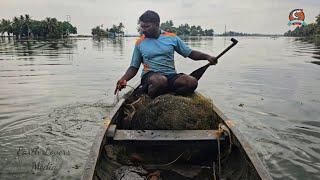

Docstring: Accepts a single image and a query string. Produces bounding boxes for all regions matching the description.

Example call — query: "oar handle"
[208,38,238,65]
[189,38,238,80]
[216,38,238,59]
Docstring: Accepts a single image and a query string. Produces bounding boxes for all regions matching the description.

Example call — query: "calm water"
[0,36,319,180]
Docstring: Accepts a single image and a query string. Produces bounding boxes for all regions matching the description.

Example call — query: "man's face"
[139,22,159,38]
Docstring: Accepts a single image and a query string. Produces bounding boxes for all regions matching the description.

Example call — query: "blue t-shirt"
[130,30,192,76]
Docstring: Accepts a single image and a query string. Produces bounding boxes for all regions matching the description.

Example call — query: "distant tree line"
[220,31,274,36]
[160,20,214,36]
[91,23,124,37]
[0,15,77,39]
[284,14,320,38]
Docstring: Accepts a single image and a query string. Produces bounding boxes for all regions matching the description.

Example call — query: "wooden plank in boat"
[112,129,221,141]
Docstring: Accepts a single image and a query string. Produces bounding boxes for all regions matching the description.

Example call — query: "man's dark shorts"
[141,71,184,92]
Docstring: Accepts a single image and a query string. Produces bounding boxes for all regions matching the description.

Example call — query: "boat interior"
[91,89,261,180]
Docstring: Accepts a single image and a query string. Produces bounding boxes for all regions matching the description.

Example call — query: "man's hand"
[114,79,127,95]
[114,67,138,95]
[208,56,218,65]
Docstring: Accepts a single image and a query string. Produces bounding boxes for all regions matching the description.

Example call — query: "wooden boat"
[82,83,272,180]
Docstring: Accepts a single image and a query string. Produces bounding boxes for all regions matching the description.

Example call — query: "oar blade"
[189,64,210,80]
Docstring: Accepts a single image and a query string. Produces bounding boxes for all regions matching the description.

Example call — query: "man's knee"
[187,76,198,92]
[173,75,198,94]
[148,73,168,88]
[184,75,198,92]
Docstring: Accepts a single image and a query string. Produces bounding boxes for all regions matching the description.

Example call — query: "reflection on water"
[293,38,320,61]
[0,38,76,58]
[92,37,125,55]
[311,61,320,65]
[0,36,320,179]
[294,38,320,64]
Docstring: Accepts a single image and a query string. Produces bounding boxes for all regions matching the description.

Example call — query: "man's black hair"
[139,10,160,23]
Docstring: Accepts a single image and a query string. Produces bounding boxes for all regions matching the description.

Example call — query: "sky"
[1,0,319,35]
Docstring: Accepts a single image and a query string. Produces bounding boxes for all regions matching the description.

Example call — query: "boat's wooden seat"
[114,130,221,141]
[106,125,225,144]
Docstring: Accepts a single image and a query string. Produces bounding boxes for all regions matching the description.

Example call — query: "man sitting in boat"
[115,10,217,98]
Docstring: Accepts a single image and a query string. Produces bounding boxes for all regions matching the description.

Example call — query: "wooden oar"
[190,38,238,80]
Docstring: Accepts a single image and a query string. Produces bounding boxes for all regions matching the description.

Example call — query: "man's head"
[138,10,160,38]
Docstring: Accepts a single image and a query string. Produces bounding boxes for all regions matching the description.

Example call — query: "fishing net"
[121,93,216,130]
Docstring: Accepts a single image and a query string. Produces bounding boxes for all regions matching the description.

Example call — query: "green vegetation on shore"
[284,14,320,39]
[217,31,281,37]
[0,15,77,39]
[160,20,214,36]
[91,23,124,37]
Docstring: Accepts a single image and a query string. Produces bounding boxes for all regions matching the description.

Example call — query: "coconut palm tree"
[0,19,11,36]
[24,14,31,38]
[45,18,52,37]
[12,16,21,38]
[118,22,125,36]
[5,19,12,36]
[45,17,59,37]
[316,14,320,26]
[0,19,4,36]
[19,15,25,37]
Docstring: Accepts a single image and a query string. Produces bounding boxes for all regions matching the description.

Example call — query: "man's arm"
[115,43,142,94]
[188,50,217,65]
[119,66,138,82]
[114,66,138,94]
[173,36,217,65]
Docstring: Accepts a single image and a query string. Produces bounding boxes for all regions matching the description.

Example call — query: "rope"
[143,152,185,168]
[123,97,142,120]
[111,84,135,106]
[219,124,233,158]
[216,123,233,179]
[217,131,221,178]
[157,152,184,167]
[212,161,217,180]
[126,84,135,90]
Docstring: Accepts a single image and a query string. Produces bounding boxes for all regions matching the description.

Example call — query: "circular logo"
[288,9,306,26]
[289,9,305,21]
